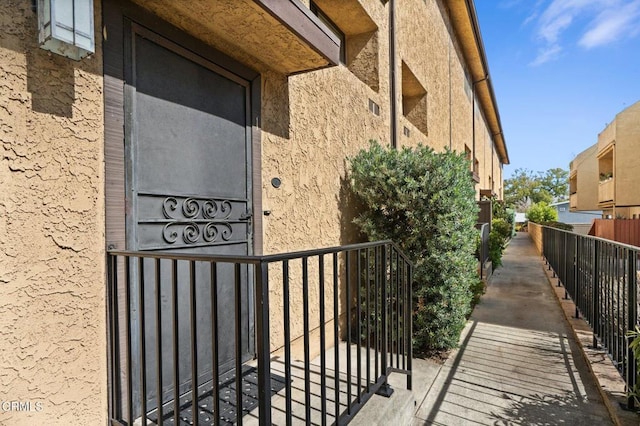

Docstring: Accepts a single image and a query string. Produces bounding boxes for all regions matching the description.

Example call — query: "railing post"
[407,260,413,391]
[107,254,119,421]
[562,232,568,292]
[256,261,272,425]
[575,236,580,319]
[627,250,637,410]
[593,240,600,349]
[376,244,393,397]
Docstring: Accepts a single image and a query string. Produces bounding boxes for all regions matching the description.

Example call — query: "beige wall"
[395,0,499,199]
[571,143,599,211]
[0,1,106,425]
[263,0,504,349]
[614,101,640,208]
[528,222,543,254]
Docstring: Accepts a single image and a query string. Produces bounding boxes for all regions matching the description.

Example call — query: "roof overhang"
[130,0,341,75]
[448,0,510,165]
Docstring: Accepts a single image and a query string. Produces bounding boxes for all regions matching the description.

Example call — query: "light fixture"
[38,0,94,60]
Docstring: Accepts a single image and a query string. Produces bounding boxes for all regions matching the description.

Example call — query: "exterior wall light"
[37,0,94,60]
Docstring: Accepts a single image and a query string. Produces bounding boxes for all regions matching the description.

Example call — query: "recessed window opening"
[310,2,346,64]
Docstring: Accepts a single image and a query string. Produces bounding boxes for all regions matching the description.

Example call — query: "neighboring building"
[595,101,640,218]
[550,200,601,234]
[569,143,599,212]
[570,101,640,219]
[0,0,508,424]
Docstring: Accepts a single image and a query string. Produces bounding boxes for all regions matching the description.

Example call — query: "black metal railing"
[542,226,639,409]
[107,240,413,425]
[476,223,490,278]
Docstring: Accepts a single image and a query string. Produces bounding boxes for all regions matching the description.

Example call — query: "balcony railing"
[542,226,639,409]
[599,178,614,204]
[107,240,413,425]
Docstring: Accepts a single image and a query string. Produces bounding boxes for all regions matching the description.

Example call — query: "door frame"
[104,0,263,256]
[103,0,263,417]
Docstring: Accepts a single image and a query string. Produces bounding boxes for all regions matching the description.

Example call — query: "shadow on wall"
[338,166,366,247]
[260,71,290,140]
[27,46,75,118]
[0,1,102,118]
[336,167,367,340]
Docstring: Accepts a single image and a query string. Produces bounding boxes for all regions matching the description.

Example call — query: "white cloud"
[527,0,640,65]
[579,1,640,47]
[530,44,563,66]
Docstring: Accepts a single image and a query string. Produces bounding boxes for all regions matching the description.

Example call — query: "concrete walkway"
[413,233,614,425]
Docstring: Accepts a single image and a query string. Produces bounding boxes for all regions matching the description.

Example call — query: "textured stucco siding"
[262,0,390,350]
[614,102,640,208]
[0,1,106,425]
[572,144,600,211]
[136,0,501,349]
[528,222,543,255]
[395,0,498,199]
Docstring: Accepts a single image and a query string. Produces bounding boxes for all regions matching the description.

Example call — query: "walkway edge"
[539,254,639,426]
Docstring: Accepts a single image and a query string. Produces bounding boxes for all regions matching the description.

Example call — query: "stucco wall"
[144,0,505,352]
[571,144,599,211]
[261,0,503,350]
[263,0,390,351]
[528,222,543,255]
[614,101,640,208]
[0,1,106,425]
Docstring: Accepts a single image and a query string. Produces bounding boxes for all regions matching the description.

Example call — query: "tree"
[504,168,569,210]
[526,202,558,223]
[539,168,569,200]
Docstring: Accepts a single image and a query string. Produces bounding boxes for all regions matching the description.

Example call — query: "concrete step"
[349,386,415,426]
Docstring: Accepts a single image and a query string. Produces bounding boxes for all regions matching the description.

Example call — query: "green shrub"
[627,326,640,406]
[541,221,573,231]
[487,218,511,269]
[349,141,478,352]
[492,199,516,237]
[488,228,504,268]
[526,202,558,223]
[492,218,512,242]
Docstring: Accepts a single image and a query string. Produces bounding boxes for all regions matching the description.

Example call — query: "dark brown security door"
[124,23,254,414]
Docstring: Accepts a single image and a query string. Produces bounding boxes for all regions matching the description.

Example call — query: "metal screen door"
[124,22,255,414]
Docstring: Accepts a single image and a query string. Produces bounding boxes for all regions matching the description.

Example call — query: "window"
[310,3,346,63]
[465,145,479,183]
[401,61,428,136]
[310,0,379,90]
[368,98,380,116]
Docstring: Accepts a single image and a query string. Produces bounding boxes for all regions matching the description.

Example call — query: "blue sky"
[474,0,640,178]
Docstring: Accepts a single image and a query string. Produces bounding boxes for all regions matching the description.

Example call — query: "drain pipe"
[389,0,397,149]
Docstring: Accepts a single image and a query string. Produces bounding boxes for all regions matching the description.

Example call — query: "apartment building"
[596,101,640,218]
[0,0,508,424]
[571,101,640,219]
[569,143,599,212]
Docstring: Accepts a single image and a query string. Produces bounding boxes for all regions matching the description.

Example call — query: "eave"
[448,0,510,165]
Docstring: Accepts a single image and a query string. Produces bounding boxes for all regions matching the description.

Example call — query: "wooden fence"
[589,219,640,247]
